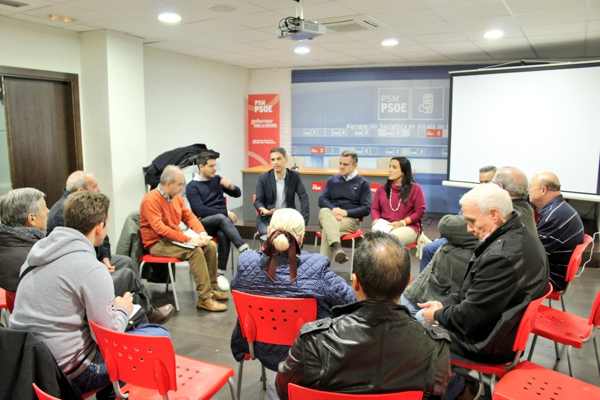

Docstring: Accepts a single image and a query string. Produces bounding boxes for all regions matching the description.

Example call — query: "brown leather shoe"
[333,248,349,264]
[147,304,175,324]
[197,297,228,312]
[211,289,230,301]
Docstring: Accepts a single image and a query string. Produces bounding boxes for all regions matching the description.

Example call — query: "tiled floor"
[149,233,600,399]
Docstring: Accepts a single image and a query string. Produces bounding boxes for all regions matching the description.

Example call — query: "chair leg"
[260,364,267,391]
[554,340,561,362]
[527,334,538,361]
[139,261,145,279]
[167,262,180,311]
[227,377,238,400]
[560,296,566,311]
[553,344,567,370]
[350,238,355,275]
[237,360,244,400]
[314,234,318,248]
[566,345,574,377]
[593,336,600,376]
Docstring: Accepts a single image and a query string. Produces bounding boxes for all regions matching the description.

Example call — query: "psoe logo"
[254,99,273,113]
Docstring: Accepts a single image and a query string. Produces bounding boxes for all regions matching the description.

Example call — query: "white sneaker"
[238,243,249,253]
[217,274,230,291]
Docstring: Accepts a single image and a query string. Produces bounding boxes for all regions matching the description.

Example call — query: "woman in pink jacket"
[371,157,425,246]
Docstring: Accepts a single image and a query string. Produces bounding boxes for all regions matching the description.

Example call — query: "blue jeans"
[420,238,448,271]
[201,213,245,271]
[70,350,113,399]
[256,215,271,237]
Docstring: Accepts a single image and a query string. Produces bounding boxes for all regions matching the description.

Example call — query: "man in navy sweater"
[529,171,584,291]
[186,152,248,279]
[318,150,371,262]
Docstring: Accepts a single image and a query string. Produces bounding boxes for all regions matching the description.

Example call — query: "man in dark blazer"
[254,147,309,238]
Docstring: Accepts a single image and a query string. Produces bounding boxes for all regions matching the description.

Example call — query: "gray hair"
[460,183,513,219]
[160,165,184,185]
[493,166,529,200]
[65,170,95,193]
[0,187,45,227]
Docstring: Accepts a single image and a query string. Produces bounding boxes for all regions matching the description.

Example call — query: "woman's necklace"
[389,185,402,212]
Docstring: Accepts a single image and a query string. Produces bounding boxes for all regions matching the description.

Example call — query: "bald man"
[529,172,584,291]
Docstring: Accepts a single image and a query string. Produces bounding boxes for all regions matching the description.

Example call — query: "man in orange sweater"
[140,165,228,312]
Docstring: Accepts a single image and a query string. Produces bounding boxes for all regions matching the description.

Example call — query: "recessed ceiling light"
[48,14,75,23]
[294,45,311,55]
[381,38,399,47]
[158,12,182,25]
[483,29,504,40]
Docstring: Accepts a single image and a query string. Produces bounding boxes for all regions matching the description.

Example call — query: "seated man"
[478,165,497,184]
[318,150,371,262]
[0,188,48,297]
[10,191,134,398]
[401,214,478,316]
[186,151,248,280]
[254,147,309,239]
[140,165,227,312]
[529,171,584,291]
[47,171,174,323]
[492,166,536,235]
[419,183,548,366]
[276,231,450,399]
[48,170,139,272]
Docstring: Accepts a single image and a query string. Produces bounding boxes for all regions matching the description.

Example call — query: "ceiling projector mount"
[278,0,326,41]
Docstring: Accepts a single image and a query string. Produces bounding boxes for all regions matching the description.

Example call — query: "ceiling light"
[381,38,399,47]
[483,29,504,40]
[294,45,311,55]
[48,14,74,23]
[158,12,182,25]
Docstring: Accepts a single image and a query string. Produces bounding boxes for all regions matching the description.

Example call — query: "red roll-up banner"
[247,94,280,167]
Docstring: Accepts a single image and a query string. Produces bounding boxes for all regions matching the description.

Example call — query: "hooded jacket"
[9,227,128,379]
[0,224,44,292]
[404,215,478,305]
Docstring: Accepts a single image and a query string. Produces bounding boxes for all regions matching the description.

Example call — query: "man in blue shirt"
[186,152,248,280]
[318,151,371,263]
[529,171,584,291]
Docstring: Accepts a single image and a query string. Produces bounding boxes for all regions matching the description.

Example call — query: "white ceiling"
[2,0,600,69]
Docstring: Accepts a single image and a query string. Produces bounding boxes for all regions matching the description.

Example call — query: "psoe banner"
[247,94,280,167]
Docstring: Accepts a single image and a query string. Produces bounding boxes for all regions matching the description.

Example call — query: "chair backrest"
[89,321,177,396]
[565,234,593,284]
[588,291,600,327]
[32,383,60,400]
[232,290,317,347]
[288,383,423,400]
[513,284,553,354]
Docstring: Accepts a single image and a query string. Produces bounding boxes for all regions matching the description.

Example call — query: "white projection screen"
[449,61,600,196]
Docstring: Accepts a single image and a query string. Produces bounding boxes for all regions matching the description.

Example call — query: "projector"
[278,17,326,40]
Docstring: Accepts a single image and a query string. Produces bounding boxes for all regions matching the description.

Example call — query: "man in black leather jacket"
[419,183,548,364]
[276,231,450,399]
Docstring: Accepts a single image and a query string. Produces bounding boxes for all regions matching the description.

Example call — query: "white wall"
[248,69,292,151]
[0,16,80,73]
[144,47,249,209]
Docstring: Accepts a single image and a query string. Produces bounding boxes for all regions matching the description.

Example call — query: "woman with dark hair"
[230,208,355,371]
[371,157,426,246]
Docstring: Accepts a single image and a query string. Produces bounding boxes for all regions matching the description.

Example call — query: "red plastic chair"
[139,254,182,311]
[527,290,600,377]
[32,383,60,400]
[89,321,236,400]
[0,288,7,311]
[451,285,553,394]
[314,229,364,272]
[232,290,317,400]
[288,383,423,399]
[548,234,593,311]
[492,361,600,400]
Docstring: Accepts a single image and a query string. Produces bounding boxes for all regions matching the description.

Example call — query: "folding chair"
[139,254,183,311]
[314,229,364,273]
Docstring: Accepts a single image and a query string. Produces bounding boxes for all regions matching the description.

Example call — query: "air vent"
[0,0,28,7]
[319,15,380,33]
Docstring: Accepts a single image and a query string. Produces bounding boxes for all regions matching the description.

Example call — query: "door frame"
[0,66,84,188]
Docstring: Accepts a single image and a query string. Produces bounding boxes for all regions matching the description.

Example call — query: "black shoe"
[333,248,349,263]
[148,304,175,324]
